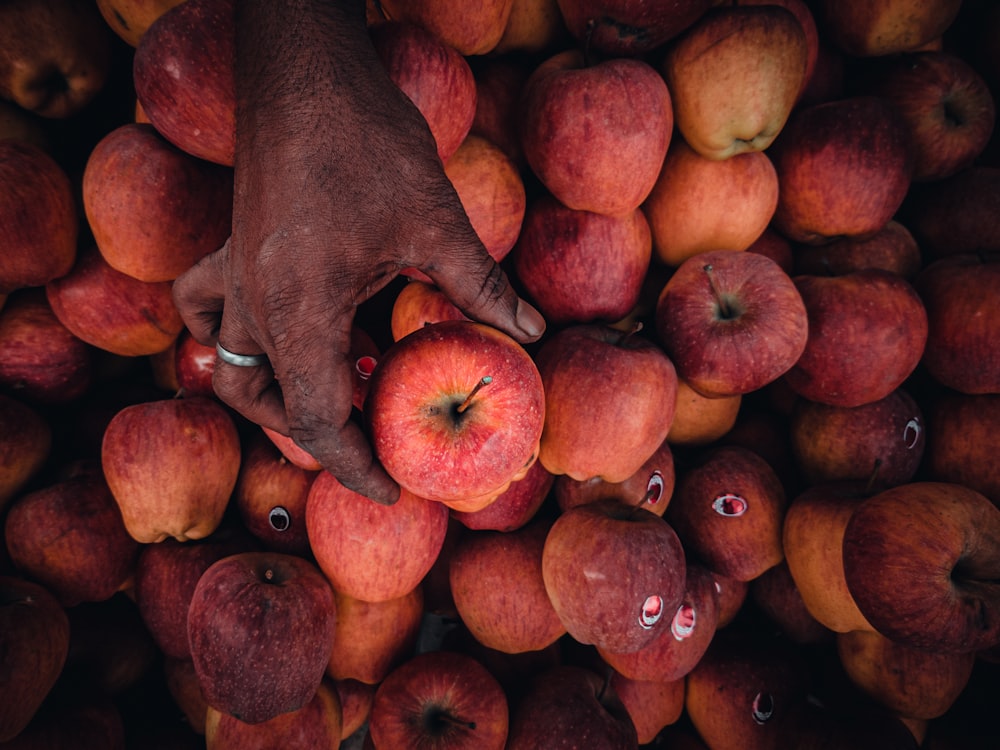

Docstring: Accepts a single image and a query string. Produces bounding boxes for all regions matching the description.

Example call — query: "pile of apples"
[2,0,1000,748]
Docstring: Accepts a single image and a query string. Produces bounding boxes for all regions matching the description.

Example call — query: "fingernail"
[516,300,546,339]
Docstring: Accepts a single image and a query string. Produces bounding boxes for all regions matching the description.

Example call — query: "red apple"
[173,327,217,398]
[0,393,50,512]
[814,0,962,57]
[749,560,833,646]
[0,139,76,293]
[333,678,376,741]
[82,122,234,283]
[842,481,1000,653]
[133,0,235,165]
[554,0,711,56]
[512,193,652,326]
[746,226,794,275]
[163,657,206,735]
[542,498,687,654]
[390,279,470,342]
[101,395,242,543]
[376,0,514,55]
[365,320,545,512]
[783,270,928,408]
[450,455,554,532]
[734,0,819,101]
[535,323,678,483]
[610,670,684,745]
[924,391,1000,503]
[469,56,530,167]
[518,48,673,216]
[188,551,336,725]
[666,378,741,448]
[791,219,923,280]
[654,249,807,399]
[306,470,450,602]
[368,649,509,750]
[493,0,568,56]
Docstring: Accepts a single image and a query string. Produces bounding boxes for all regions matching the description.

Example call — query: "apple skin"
[0,394,50,512]
[783,270,928,408]
[791,219,923,280]
[174,327,218,398]
[368,649,510,750]
[4,468,140,608]
[0,139,77,294]
[101,395,242,543]
[82,122,234,283]
[163,655,209,734]
[133,0,235,165]
[390,280,470,342]
[661,5,809,160]
[915,252,1000,395]
[862,51,996,182]
[370,20,477,163]
[925,392,1000,503]
[505,664,639,750]
[45,245,186,358]
[535,323,678,483]
[449,517,567,654]
[768,96,911,244]
[788,387,926,490]
[0,289,95,405]
[377,0,514,55]
[333,678,376,741]
[643,139,779,268]
[654,249,808,399]
[0,576,70,742]
[365,320,545,511]
[667,379,741,448]
[554,0,712,56]
[0,0,113,119]
[610,670,684,745]
[542,498,687,654]
[666,444,787,582]
[493,0,569,56]
[306,469,450,602]
[749,560,833,646]
[96,0,187,47]
[842,481,1000,654]
[512,194,652,326]
[450,455,554,532]
[518,48,673,217]
[469,56,530,168]
[814,0,962,57]
[188,551,337,725]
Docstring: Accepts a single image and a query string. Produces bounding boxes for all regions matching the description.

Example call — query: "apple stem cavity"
[703,264,740,320]
[429,709,477,732]
[456,376,492,414]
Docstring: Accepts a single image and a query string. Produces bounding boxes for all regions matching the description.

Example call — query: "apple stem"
[865,458,883,494]
[703,264,732,319]
[583,18,596,67]
[263,568,274,582]
[456,376,492,414]
[616,320,644,346]
[435,711,477,731]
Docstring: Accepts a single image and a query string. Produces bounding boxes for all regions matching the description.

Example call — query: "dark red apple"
[554,0,712,56]
[0,393,51,511]
[924,391,1000,503]
[449,455,554,532]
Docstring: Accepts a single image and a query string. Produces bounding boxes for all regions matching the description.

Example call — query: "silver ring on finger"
[216,342,269,368]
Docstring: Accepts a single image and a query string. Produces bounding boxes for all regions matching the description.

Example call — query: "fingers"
[172,243,229,345]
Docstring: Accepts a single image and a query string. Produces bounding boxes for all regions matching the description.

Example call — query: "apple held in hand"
[542,498,687,655]
[365,320,545,511]
[654,249,808,399]
[188,551,336,725]
[390,280,470,342]
[842,481,1000,654]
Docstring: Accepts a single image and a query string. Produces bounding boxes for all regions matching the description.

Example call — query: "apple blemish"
[751,691,774,724]
[267,506,290,532]
[712,493,748,516]
[671,603,696,640]
[639,594,664,629]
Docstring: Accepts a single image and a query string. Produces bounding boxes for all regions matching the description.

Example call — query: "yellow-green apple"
[685,628,809,750]
[925,392,1000,503]
[842,481,1000,653]
[835,629,975,721]
[505,664,638,749]
[0,140,77,293]
[133,527,258,661]
[814,0,962,57]
[553,438,675,517]
[609,670,684,745]
[518,49,673,216]
[450,455,554,532]
[390,279,470,342]
[449,517,567,654]
[233,431,317,556]
[187,551,336,725]
[96,0,187,47]
[654,249,808,399]
[0,576,70,742]
[0,0,113,118]
[598,562,720,683]
[0,289,95,405]
[469,56,529,167]
[306,470,449,602]
[370,20,477,163]
[493,0,568,56]
[666,444,787,582]
[132,0,235,165]
[0,394,50,512]
[326,585,424,685]
[333,678,375,741]
[666,378,741,448]
[789,387,926,490]
[45,245,185,357]
[792,220,923,280]
[511,194,652,326]
[204,677,343,749]
[377,0,514,55]
[862,51,996,182]
[915,252,1000,395]
[101,395,242,543]
[365,320,545,512]
[173,327,217,398]
[643,138,779,267]
[368,650,509,750]
[554,0,712,56]
[782,480,876,634]
[749,560,832,645]
[82,123,234,283]
[734,0,818,101]
[535,323,678,483]
[542,498,687,654]
[4,469,139,607]
[783,270,928,408]
[661,5,808,160]
[768,96,911,244]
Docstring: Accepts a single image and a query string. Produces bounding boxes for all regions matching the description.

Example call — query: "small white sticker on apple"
[751,692,774,724]
[903,418,922,449]
[671,603,696,641]
[645,471,665,506]
[712,494,748,517]
[268,506,291,532]
[639,595,664,629]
